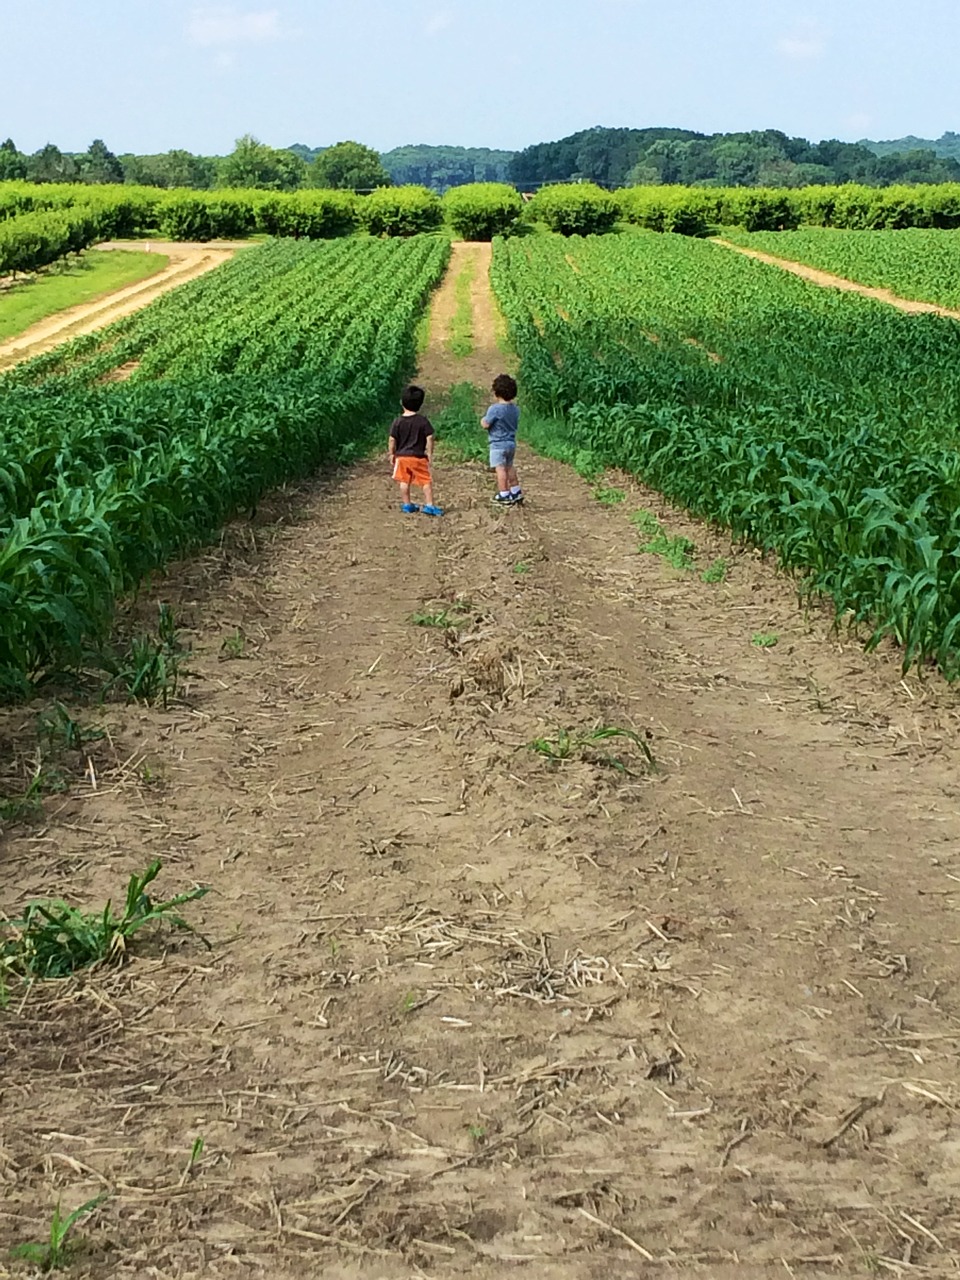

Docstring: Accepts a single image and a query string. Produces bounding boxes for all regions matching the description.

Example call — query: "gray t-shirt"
[485,401,520,444]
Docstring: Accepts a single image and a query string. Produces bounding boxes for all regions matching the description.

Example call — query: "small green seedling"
[529,724,654,771]
[467,1124,487,1144]
[0,772,46,825]
[410,600,474,629]
[701,558,728,584]
[1,860,209,982]
[179,1136,205,1187]
[513,561,531,575]
[529,729,574,762]
[102,604,185,707]
[37,703,104,753]
[751,632,779,649]
[593,486,626,505]
[220,629,247,659]
[10,1193,107,1271]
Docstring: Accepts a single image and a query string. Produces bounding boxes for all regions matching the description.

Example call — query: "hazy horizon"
[2,0,956,156]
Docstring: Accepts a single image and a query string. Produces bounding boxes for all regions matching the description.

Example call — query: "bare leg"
[423,482,434,506]
[399,482,412,505]
[506,465,520,489]
[495,464,510,492]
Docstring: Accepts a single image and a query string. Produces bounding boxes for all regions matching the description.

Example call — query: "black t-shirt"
[390,413,434,458]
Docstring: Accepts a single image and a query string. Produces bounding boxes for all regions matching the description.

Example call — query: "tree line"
[507,127,960,189]
[4,126,960,193]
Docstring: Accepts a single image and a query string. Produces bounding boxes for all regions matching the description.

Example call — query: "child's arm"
[480,416,491,431]
[388,431,397,467]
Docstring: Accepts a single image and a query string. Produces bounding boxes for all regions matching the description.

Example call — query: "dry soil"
[2,246,960,1280]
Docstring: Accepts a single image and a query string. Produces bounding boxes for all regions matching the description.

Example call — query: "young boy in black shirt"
[388,385,444,516]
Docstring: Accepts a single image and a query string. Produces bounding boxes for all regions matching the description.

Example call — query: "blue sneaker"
[401,502,420,514]
[422,504,444,517]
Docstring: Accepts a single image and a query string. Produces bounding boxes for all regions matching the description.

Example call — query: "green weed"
[631,509,695,570]
[513,561,531,574]
[0,772,46,825]
[220,628,247,659]
[102,604,184,707]
[751,632,779,648]
[37,703,104,753]
[178,1136,205,1186]
[593,485,626,505]
[529,724,654,771]
[10,1193,107,1271]
[0,859,209,983]
[411,599,474,629]
[701,557,728,584]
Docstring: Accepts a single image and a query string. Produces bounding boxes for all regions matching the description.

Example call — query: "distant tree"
[121,150,217,189]
[218,134,306,190]
[27,143,79,183]
[80,138,124,184]
[0,137,27,180]
[309,140,391,190]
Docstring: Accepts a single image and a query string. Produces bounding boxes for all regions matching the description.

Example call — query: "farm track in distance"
[0,240,248,370]
[714,234,960,319]
[3,245,960,1276]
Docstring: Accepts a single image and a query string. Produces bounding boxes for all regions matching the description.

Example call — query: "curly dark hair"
[492,373,517,401]
[401,384,425,411]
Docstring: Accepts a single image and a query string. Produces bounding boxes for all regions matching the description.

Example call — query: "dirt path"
[714,236,960,320]
[3,250,960,1278]
[420,240,505,389]
[0,241,244,370]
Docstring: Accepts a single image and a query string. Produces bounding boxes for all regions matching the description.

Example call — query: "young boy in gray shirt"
[481,373,523,505]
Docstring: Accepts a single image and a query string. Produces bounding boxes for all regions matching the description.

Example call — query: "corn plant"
[10,1194,107,1271]
[1,859,208,982]
[491,229,960,676]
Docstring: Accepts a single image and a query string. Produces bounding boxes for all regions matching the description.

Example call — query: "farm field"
[720,226,960,311]
[3,235,960,1278]
[493,230,960,673]
[0,242,245,370]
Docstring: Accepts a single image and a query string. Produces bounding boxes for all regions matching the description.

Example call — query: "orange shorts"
[393,456,431,488]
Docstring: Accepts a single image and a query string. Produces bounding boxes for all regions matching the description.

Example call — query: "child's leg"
[506,464,520,489]
[495,463,510,493]
[423,480,435,507]
[399,480,412,505]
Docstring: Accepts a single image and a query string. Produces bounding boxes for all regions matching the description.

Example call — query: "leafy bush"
[256,190,358,238]
[357,185,443,236]
[443,183,523,240]
[527,183,620,235]
[619,186,718,236]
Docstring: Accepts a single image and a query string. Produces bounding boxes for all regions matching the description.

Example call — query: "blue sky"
[2,0,957,155]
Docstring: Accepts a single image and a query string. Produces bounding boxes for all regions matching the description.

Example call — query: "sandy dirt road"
[2,247,960,1278]
[0,240,246,371]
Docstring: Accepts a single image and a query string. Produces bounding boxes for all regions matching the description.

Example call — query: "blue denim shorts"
[489,442,516,469]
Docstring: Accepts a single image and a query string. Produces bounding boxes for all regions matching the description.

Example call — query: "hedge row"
[0,200,158,274]
[5,180,960,256]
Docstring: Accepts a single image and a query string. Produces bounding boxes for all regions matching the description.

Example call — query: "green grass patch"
[447,255,476,358]
[0,250,169,343]
[701,557,728,584]
[436,383,488,462]
[630,508,695,570]
[593,485,626,505]
[751,632,779,648]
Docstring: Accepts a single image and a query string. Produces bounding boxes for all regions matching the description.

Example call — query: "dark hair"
[401,384,425,412]
[492,373,517,401]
